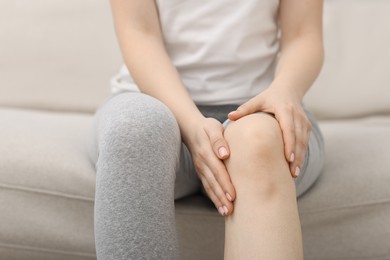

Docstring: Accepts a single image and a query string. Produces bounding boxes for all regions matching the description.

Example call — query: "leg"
[90,92,183,260]
[223,113,303,260]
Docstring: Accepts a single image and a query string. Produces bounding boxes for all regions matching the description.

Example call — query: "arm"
[110,0,236,215]
[110,0,203,143]
[229,0,324,177]
[274,0,324,100]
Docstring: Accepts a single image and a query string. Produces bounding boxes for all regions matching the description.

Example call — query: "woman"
[87,0,325,259]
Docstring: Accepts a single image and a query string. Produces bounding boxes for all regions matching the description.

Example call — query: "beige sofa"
[1,0,389,259]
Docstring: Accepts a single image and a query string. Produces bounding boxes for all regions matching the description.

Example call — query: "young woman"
[87,0,325,259]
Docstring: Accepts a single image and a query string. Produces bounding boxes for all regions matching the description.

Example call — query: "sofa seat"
[299,117,390,259]
[1,107,389,259]
[0,108,96,260]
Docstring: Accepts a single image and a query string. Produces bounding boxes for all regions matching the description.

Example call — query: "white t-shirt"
[111,0,280,105]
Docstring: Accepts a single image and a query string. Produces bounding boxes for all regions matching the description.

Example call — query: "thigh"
[86,92,121,166]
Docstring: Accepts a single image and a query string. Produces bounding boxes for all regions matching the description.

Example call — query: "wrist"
[178,111,205,145]
[268,81,305,102]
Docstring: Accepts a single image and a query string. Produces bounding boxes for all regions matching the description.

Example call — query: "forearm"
[271,32,324,101]
[117,29,204,143]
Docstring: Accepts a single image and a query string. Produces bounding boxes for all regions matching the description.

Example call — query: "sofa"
[1,0,389,259]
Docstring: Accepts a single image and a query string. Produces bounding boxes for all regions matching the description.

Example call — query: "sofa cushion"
[299,117,390,259]
[0,108,96,199]
[0,0,121,113]
[0,108,96,259]
[305,0,390,119]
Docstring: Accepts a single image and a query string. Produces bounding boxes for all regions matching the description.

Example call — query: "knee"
[224,114,293,197]
[97,93,181,157]
[225,113,284,160]
[95,93,181,192]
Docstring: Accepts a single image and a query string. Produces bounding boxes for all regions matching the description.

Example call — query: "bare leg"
[223,114,303,260]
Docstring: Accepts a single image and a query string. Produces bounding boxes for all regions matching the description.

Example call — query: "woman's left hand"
[227,87,312,178]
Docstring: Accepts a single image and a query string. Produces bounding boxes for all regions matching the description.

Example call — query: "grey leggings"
[87,91,324,260]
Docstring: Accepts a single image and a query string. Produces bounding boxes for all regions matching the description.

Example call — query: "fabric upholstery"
[300,117,390,259]
[0,108,96,258]
[305,0,390,119]
[0,0,121,113]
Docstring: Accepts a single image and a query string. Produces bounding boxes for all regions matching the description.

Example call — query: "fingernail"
[226,192,233,202]
[295,166,300,177]
[290,153,295,162]
[223,205,229,215]
[218,147,228,158]
[228,111,236,117]
[218,207,225,216]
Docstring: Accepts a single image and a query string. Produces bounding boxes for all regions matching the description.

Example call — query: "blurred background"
[0,0,389,118]
[0,0,120,113]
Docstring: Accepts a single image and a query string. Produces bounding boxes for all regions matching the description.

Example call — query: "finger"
[290,116,312,178]
[228,97,261,121]
[205,124,230,160]
[289,120,304,177]
[199,176,224,215]
[276,108,296,165]
[198,174,229,216]
[205,153,237,203]
[202,166,234,216]
[198,145,236,203]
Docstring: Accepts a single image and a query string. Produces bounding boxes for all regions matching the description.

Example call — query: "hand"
[228,87,312,178]
[185,117,236,216]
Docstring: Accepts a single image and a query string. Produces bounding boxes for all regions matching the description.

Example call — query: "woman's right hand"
[185,117,236,217]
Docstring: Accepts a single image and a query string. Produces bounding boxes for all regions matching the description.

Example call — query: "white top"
[111,0,280,105]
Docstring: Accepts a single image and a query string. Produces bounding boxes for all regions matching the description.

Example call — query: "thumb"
[206,125,230,160]
[228,97,260,121]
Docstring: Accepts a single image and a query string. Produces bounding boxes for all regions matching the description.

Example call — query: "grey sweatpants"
[86,91,324,260]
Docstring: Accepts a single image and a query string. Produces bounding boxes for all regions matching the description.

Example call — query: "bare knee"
[225,113,284,160]
[224,113,294,198]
